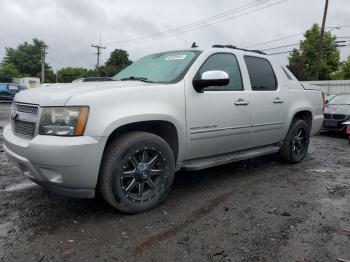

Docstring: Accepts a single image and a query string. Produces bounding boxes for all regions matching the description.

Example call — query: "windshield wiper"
[120,76,154,83]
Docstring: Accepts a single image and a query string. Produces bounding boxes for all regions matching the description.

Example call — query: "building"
[13,77,40,89]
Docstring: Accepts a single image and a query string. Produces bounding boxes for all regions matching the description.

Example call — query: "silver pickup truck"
[3,46,324,213]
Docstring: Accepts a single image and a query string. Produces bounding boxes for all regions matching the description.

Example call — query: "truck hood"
[324,104,350,115]
[14,81,149,106]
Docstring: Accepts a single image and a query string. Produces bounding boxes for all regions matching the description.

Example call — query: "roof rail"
[212,45,266,55]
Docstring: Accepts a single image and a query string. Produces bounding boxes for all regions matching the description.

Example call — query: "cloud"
[0,0,349,70]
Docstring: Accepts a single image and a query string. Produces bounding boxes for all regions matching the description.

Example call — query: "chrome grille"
[11,119,36,136]
[12,102,39,115]
[11,102,39,137]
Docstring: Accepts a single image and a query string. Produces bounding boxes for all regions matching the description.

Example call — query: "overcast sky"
[0,0,349,70]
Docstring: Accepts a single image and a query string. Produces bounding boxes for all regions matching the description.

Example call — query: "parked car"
[322,93,350,133]
[326,94,336,103]
[0,83,26,101]
[3,46,324,213]
[72,77,114,83]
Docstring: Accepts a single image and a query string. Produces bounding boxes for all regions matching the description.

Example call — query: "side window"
[0,84,7,91]
[196,53,243,91]
[244,56,277,91]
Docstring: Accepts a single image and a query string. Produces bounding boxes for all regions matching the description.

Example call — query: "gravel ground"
[0,102,349,262]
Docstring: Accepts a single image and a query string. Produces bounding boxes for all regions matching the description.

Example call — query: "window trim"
[244,55,278,91]
[281,66,293,80]
[193,52,244,92]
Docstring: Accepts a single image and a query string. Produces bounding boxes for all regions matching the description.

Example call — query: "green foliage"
[331,56,350,80]
[0,63,21,82]
[55,49,132,82]
[97,49,132,77]
[1,40,132,83]
[57,67,89,83]
[288,24,340,81]
[44,68,56,83]
[3,39,47,77]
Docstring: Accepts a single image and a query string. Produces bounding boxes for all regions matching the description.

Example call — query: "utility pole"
[315,0,329,80]
[91,44,106,68]
[91,33,106,68]
[91,34,106,69]
[41,44,47,83]
[56,68,59,83]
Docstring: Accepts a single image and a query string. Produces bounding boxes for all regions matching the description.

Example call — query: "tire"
[279,118,310,163]
[99,132,175,214]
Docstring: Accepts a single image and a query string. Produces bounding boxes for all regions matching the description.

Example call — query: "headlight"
[39,107,89,136]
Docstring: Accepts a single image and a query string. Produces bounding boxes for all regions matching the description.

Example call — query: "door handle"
[273,97,284,104]
[235,99,249,106]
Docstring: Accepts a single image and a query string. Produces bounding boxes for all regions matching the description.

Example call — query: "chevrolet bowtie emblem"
[11,112,17,121]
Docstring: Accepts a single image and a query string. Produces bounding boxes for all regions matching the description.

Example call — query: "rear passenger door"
[244,56,288,148]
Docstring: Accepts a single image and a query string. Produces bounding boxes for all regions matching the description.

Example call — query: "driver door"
[185,53,252,159]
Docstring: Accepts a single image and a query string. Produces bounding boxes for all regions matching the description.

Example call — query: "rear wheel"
[99,132,175,213]
[280,119,310,163]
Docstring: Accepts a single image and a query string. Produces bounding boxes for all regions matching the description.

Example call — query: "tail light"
[321,92,326,112]
[347,124,350,135]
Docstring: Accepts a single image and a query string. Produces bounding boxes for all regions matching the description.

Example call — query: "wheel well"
[104,121,179,161]
[293,111,312,129]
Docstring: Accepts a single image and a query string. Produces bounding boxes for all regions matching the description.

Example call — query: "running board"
[182,145,280,171]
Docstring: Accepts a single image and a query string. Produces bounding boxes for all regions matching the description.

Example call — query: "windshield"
[328,94,350,105]
[113,51,199,83]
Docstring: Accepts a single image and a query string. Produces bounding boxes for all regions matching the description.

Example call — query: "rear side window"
[0,84,7,91]
[244,56,277,91]
[197,53,243,91]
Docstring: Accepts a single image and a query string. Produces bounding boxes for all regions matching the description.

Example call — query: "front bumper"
[2,124,106,198]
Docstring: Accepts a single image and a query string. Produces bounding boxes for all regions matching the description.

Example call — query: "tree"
[288,24,340,81]
[98,49,132,77]
[57,67,89,83]
[3,39,44,77]
[331,56,350,80]
[0,63,21,82]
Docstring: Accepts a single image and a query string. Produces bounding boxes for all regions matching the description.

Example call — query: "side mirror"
[193,70,229,92]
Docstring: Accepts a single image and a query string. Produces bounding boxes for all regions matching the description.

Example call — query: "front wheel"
[279,119,310,163]
[99,132,175,213]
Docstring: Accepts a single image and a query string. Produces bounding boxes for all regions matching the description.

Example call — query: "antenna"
[191,42,198,48]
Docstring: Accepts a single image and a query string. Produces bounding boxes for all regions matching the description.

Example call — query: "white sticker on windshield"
[165,55,187,61]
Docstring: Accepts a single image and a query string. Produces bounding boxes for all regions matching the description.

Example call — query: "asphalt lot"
[0,102,350,262]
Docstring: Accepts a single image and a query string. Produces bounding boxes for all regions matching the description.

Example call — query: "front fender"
[101,114,186,162]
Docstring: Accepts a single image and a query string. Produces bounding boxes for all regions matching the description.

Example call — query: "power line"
[267,44,350,56]
[261,39,350,52]
[262,43,299,51]
[337,36,350,39]
[128,0,287,46]
[105,0,274,45]
[104,0,287,46]
[244,26,349,49]
[268,50,293,55]
[244,32,304,49]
